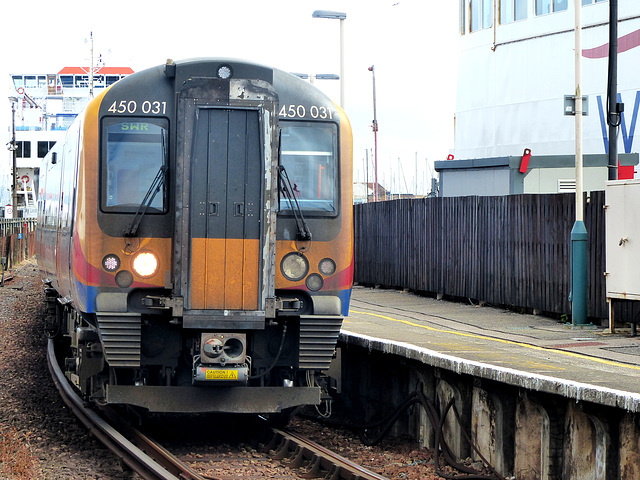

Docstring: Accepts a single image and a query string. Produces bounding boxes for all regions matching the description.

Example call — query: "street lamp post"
[312,10,346,108]
[8,97,18,219]
[608,0,620,180]
[368,66,379,202]
[572,1,587,325]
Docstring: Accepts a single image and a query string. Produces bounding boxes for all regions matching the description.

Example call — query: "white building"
[442,1,640,196]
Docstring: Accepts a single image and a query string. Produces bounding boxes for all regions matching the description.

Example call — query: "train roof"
[106,58,339,116]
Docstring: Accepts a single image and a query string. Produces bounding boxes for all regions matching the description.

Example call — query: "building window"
[106,75,121,86]
[470,0,493,32]
[501,0,527,23]
[536,0,567,15]
[582,0,606,4]
[16,141,31,158]
[75,76,89,88]
[37,141,56,158]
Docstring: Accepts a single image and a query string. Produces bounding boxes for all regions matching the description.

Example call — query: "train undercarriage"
[44,286,341,414]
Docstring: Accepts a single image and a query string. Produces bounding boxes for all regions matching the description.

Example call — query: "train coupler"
[141,295,184,316]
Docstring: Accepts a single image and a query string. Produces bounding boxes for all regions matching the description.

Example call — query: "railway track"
[47,338,391,480]
[267,428,390,480]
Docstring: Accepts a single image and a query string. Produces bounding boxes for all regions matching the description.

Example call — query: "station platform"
[341,285,640,412]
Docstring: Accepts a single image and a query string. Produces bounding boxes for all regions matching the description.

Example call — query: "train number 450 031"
[107,100,167,115]
[279,104,334,120]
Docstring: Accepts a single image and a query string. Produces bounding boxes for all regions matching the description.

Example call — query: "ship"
[5,66,133,218]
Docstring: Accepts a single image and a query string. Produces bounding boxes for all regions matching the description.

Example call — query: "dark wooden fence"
[1,219,37,271]
[354,191,608,319]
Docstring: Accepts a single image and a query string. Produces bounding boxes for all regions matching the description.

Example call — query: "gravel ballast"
[1,260,461,479]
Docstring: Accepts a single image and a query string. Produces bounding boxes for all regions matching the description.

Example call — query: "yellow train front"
[37,58,353,414]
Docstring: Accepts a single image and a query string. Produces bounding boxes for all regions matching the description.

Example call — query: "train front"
[85,59,352,414]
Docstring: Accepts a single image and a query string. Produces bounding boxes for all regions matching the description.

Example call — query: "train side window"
[101,118,169,213]
[279,122,339,216]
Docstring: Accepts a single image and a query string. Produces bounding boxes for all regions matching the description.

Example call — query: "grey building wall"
[435,154,639,197]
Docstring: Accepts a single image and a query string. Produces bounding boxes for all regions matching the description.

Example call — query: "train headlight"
[102,254,121,272]
[305,274,324,291]
[318,258,336,276]
[281,253,309,281]
[132,252,159,278]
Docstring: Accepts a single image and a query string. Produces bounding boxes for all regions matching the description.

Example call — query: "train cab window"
[279,122,338,216]
[101,118,169,213]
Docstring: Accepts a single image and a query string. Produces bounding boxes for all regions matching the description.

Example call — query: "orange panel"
[205,238,227,309]
[191,238,260,311]
[190,238,209,310]
[224,238,244,309]
[242,239,260,310]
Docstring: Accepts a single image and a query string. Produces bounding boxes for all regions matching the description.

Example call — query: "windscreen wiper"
[124,131,168,237]
[123,164,167,237]
[278,165,311,241]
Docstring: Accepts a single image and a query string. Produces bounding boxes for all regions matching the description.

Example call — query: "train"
[36,58,353,416]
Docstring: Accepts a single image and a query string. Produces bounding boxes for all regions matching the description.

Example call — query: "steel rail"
[47,339,205,480]
[48,337,390,480]
[270,428,391,480]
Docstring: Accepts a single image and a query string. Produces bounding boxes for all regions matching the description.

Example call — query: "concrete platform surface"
[341,286,640,412]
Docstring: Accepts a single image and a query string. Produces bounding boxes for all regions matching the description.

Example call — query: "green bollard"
[571,221,588,325]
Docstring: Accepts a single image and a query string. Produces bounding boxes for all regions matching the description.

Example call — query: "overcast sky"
[1,0,458,195]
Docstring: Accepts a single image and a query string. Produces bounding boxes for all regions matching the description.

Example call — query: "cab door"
[188,108,262,311]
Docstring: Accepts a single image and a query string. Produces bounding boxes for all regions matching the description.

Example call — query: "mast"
[89,31,94,98]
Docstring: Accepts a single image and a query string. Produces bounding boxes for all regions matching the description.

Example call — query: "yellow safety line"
[350,309,640,372]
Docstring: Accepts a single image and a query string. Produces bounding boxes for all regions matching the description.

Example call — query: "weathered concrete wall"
[336,342,640,479]
[619,412,640,479]
[515,394,548,480]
